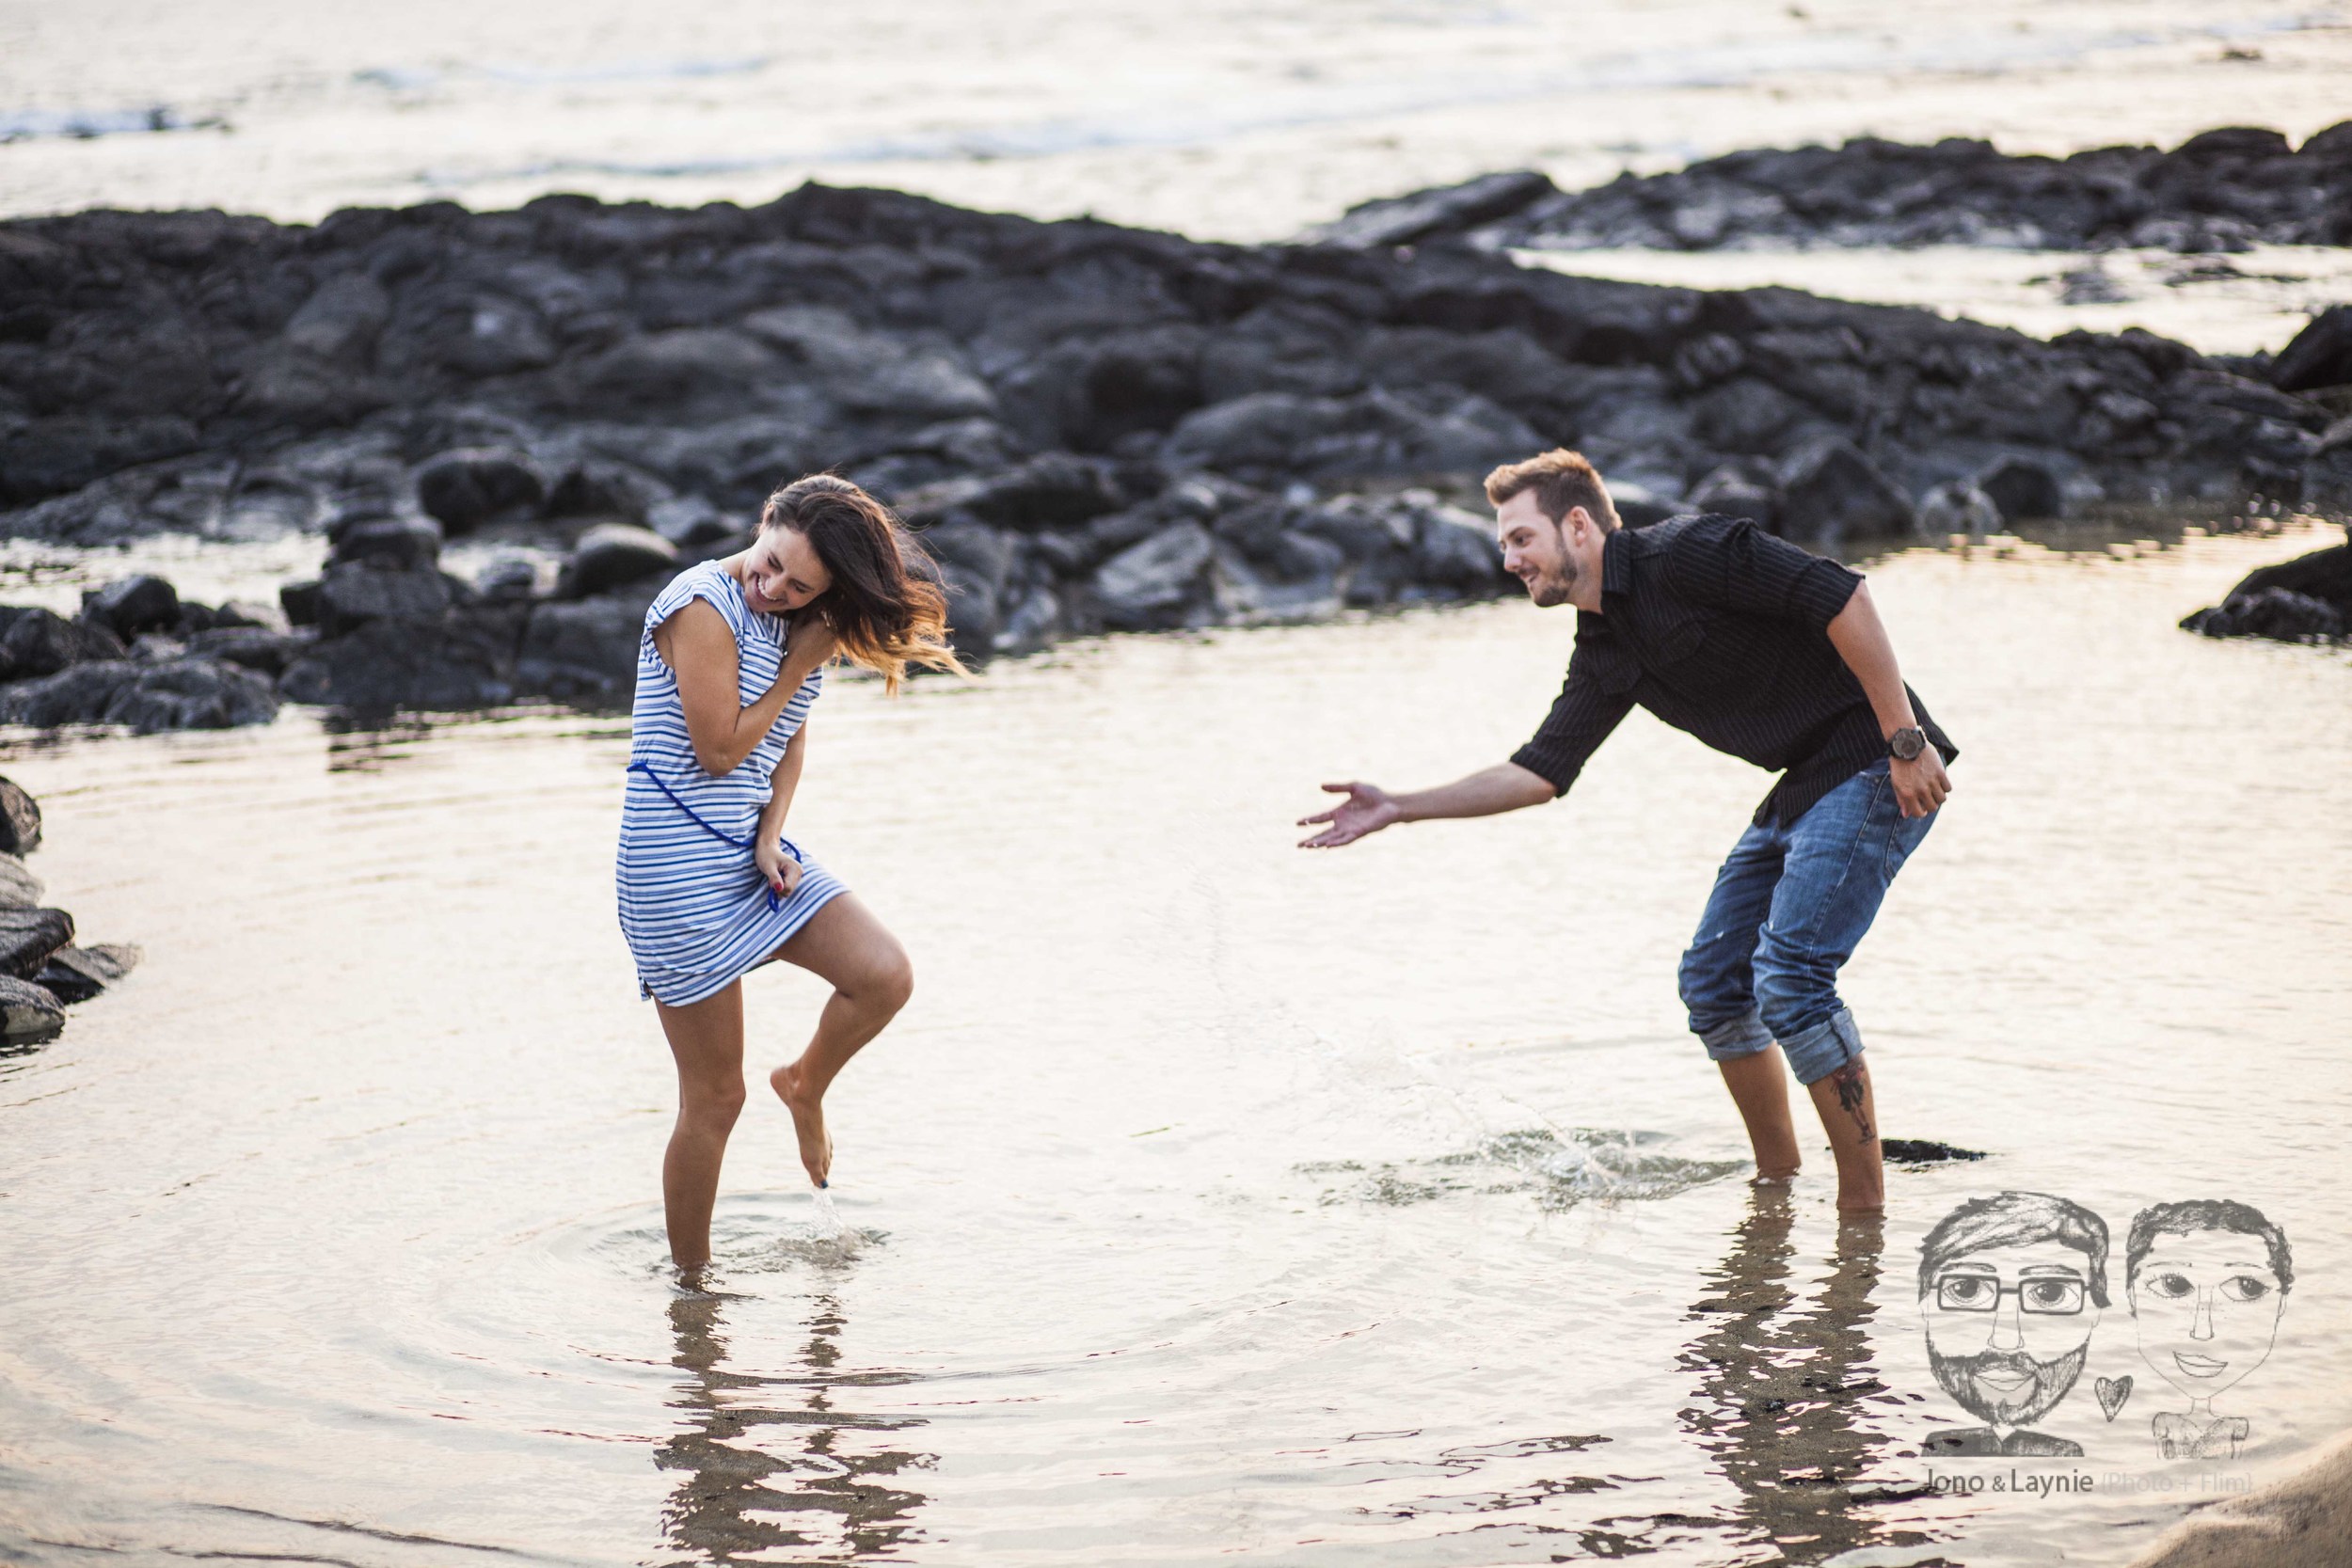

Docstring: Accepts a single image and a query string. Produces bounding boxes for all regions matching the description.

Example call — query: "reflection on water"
[661,1286,931,1565]
[1678,1192,1927,1563]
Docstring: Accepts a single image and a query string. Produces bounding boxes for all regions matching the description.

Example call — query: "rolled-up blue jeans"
[1678,759,1936,1085]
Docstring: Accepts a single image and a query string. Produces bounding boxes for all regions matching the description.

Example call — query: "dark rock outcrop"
[2272,306,2352,394]
[1311,124,2352,256]
[35,943,141,1006]
[0,610,126,681]
[0,974,65,1047]
[0,852,40,907]
[2,178,2346,716]
[415,447,547,531]
[0,906,72,979]
[1976,454,2070,524]
[80,574,181,639]
[0,657,281,732]
[0,779,40,855]
[2182,525,2352,644]
[558,524,678,598]
[0,781,142,1054]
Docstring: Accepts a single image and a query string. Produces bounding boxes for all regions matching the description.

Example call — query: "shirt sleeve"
[1660,515,1862,631]
[1508,643,1635,798]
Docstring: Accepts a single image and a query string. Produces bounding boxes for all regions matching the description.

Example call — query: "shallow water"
[1,521,2346,1565]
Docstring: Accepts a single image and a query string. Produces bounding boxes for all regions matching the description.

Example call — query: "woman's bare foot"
[770,1061,834,1186]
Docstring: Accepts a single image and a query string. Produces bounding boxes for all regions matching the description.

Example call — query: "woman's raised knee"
[860,944,914,1014]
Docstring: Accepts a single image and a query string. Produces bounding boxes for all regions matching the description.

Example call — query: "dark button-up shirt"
[1509,515,1956,827]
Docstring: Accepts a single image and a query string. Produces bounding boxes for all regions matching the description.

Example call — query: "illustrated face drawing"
[2127,1200,2291,1409]
[1918,1193,2110,1435]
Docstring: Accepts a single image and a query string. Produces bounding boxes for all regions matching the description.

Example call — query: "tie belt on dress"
[628,759,803,912]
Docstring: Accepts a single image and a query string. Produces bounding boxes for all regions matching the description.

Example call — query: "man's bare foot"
[770,1061,834,1187]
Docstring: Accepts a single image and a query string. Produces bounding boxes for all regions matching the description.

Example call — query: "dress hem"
[632,879,851,1007]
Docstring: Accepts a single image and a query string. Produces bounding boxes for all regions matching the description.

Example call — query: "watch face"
[1892,728,1927,761]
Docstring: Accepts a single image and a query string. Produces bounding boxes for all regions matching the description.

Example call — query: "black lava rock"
[328,516,443,572]
[558,524,678,599]
[1776,437,1916,544]
[0,610,127,681]
[80,575,182,639]
[0,657,281,732]
[0,780,40,856]
[183,626,306,676]
[0,974,65,1047]
[1332,123,2352,254]
[2273,306,2352,394]
[1976,455,2069,524]
[278,607,524,712]
[0,853,40,907]
[415,448,548,533]
[3,178,2342,705]
[312,563,458,637]
[1305,169,1559,249]
[0,906,73,979]
[2185,587,2346,641]
[34,942,139,1004]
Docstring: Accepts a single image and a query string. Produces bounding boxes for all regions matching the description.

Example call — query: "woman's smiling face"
[741,526,832,614]
[2132,1230,2285,1400]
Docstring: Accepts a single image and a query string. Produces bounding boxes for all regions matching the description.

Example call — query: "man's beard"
[1524,555,1577,608]
[1929,1343,2090,1429]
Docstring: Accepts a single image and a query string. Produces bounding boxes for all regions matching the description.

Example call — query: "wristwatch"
[1887,725,1929,762]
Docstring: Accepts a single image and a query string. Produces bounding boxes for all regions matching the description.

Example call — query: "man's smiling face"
[1494,491,1582,608]
[1922,1240,2100,1431]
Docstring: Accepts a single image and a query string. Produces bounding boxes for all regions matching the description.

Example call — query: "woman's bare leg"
[765,895,914,1187]
[655,982,748,1270]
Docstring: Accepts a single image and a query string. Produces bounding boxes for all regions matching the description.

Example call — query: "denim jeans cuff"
[1697,1010,1776,1062]
[1779,1007,1864,1085]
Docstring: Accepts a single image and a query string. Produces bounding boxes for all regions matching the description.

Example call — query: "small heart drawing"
[2095,1375,2133,1421]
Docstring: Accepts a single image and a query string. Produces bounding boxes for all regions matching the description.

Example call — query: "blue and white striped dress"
[616,561,848,1006]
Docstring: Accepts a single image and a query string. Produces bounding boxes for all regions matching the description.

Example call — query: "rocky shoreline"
[1311,124,2352,255]
[4,179,2350,725]
[0,777,140,1048]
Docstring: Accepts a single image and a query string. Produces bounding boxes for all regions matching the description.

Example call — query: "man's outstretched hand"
[1298,782,1402,847]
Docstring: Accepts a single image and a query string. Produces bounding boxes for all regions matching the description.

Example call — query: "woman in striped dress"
[617,474,962,1270]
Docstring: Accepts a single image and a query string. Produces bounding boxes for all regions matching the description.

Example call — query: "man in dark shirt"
[1299,449,1953,1212]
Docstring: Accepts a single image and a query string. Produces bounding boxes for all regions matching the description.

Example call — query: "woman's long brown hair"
[759,474,967,692]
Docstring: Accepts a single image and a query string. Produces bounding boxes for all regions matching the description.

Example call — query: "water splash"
[1306,1127,1747,1212]
[809,1185,850,1238]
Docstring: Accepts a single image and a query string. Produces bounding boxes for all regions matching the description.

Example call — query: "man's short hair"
[1918,1191,2111,1308]
[1484,449,1620,531]
[2125,1198,2294,1294]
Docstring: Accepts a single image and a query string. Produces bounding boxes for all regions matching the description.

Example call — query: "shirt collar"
[1599,525,1637,598]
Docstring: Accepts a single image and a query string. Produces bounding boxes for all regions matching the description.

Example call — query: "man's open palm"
[1297,782,1401,847]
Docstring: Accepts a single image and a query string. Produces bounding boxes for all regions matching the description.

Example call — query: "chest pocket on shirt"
[1641,600,1712,667]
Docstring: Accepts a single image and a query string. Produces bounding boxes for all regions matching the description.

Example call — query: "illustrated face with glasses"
[1922,1240,2103,1433]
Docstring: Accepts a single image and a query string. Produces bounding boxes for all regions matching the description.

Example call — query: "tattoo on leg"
[1831,1060,1875,1145]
